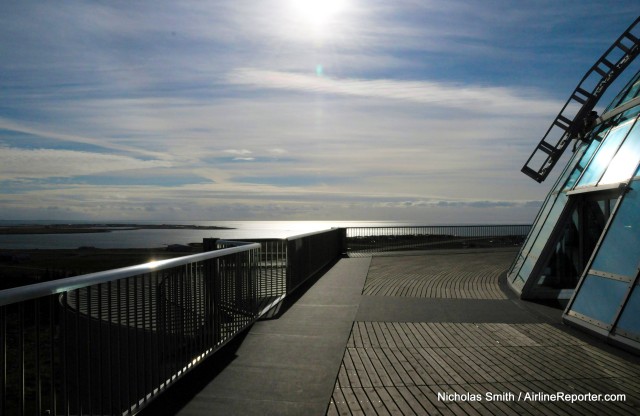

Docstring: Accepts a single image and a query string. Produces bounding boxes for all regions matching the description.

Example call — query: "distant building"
[508,18,640,353]
[166,244,194,252]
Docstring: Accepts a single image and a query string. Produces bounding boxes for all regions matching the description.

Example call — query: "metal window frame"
[563,173,640,353]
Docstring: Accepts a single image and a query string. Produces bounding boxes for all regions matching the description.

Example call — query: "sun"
[289,0,346,28]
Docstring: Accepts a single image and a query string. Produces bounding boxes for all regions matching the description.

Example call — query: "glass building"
[508,18,640,353]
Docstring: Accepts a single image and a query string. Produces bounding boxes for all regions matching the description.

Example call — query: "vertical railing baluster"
[116,279,123,414]
[74,289,81,415]
[49,295,56,415]
[97,283,103,416]
[169,272,176,382]
[124,278,131,414]
[159,273,166,389]
[86,286,93,416]
[150,272,156,397]
[107,281,113,415]
[61,292,68,416]
[142,274,148,406]
[19,302,25,415]
[0,306,5,416]
[133,275,139,410]
[35,298,41,416]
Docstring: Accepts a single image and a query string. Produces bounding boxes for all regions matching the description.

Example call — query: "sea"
[0,220,430,250]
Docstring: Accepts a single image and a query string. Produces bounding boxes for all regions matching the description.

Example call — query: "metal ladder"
[522,16,640,183]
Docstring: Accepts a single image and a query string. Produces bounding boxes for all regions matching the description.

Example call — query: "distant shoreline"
[0,223,235,235]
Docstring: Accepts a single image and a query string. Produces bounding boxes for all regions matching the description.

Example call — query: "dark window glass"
[591,180,640,277]
[617,285,640,337]
[570,274,629,325]
[535,195,612,292]
[509,192,570,286]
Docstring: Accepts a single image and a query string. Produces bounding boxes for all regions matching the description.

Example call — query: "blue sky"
[1,1,639,222]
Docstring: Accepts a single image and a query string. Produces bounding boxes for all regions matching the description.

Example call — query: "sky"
[1,1,639,223]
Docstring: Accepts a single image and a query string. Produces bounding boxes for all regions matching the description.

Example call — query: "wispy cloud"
[227,68,558,116]
[0,117,169,160]
[0,147,172,180]
[0,1,636,222]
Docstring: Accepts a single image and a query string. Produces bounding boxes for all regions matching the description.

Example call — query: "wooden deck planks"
[362,252,515,299]
[329,322,640,415]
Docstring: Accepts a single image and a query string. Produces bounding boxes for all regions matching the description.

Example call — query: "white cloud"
[0,147,172,180]
[227,68,559,116]
[224,149,252,155]
[0,117,169,160]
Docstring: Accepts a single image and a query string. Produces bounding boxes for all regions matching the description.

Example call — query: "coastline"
[0,223,235,235]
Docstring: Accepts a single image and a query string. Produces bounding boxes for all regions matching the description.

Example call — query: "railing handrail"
[346,224,531,229]
[0,242,261,307]
[286,228,337,241]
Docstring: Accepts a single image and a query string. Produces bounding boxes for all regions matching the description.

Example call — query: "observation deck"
[2,225,639,415]
[141,248,640,415]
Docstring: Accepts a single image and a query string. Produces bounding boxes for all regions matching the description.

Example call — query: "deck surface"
[142,249,640,415]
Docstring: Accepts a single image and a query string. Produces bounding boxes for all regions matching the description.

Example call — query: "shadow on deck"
[141,248,640,416]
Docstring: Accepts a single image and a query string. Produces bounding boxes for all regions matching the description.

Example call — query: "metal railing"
[0,225,528,415]
[0,243,264,416]
[345,225,531,255]
[215,228,344,311]
[0,229,345,415]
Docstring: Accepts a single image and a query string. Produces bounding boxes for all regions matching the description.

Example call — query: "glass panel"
[536,208,580,289]
[570,274,629,325]
[591,180,640,277]
[604,72,640,114]
[616,284,640,337]
[564,135,604,190]
[576,120,634,187]
[599,118,640,185]
[621,106,640,122]
[530,193,568,256]
[554,141,587,192]
[513,193,569,287]
[510,189,569,282]
[620,78,640,105]
[534,197,611,291]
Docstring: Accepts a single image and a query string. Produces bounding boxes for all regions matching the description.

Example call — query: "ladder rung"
[615,40,631,54]
[594,66,608,77]
[554,115,572,130]
[571,94,587,105]
[600,58,615,70]
[538,141,556,155]
[521,166,543,182]
[624,32,639,45]
[522,18,640,184]
[575,87,593,100]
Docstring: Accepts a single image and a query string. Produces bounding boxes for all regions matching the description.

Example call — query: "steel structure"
[522,17,640,183]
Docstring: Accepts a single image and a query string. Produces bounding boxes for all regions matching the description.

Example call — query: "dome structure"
[508,17,640,353]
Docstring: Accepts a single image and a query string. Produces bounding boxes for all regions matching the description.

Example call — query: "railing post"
[203,238,219,252]
[0,306,5,415]
[202,238,219,345]
[337,228,347,255]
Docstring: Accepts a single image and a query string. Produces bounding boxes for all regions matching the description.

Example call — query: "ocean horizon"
[0,220,529,250]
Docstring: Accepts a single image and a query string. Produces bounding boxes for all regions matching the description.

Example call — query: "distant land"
[0,223,235,235]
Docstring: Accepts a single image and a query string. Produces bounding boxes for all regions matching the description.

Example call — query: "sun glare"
[290,0,345,27]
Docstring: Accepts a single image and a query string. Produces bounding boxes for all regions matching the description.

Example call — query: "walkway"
[142,248,640,415]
